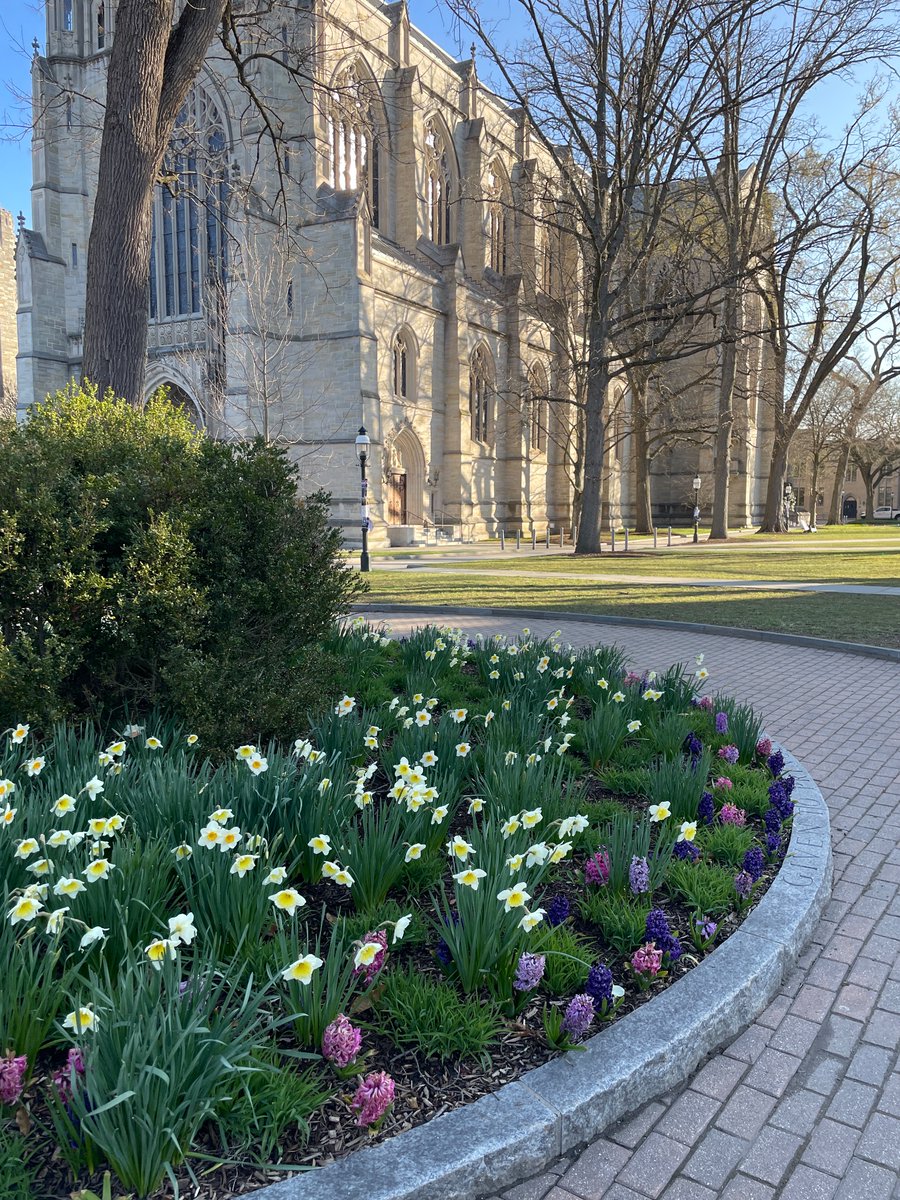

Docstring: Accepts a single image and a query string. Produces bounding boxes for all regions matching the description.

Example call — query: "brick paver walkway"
[365,610,900,1200]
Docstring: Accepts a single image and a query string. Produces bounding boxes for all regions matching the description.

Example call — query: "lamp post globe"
[692,476,701,544]
[355,426,371,573]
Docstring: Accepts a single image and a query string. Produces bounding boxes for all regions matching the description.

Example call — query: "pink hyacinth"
[585,849,611,887]
[51,1047,85,1102]
[350,1070,395,1128]
[756,737,773,758]
[719,803,747,826]
[0,1052,27,1106]
[354,931,388,984]
[713,776,733,791]
[698,696,713,711]
[624,671,642,686]
[322,1014,363,1069]
[631,942,663,977]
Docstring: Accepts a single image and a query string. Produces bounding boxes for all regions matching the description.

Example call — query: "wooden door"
[388,471,407,524]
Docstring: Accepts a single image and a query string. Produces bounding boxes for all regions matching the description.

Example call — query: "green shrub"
[0,385,361,746]
[580,890,651,954]
[372,965,502,1060]
[533,925,594,996]
[668,860,736,914]
[647,711,692,760]
[600,765,650,796]
[698,822,756,867]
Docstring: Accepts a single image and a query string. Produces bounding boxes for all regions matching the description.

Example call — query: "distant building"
[0,209,18,418]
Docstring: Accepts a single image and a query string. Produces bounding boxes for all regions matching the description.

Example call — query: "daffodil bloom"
[321,860,340,878]
[186,734,199,746]
[598,678,609,690]
[168,913,196,945]
[88,818,108,837]
[468,797,485,814]
[546,697,559,712]
[549,842,573,864]
[332,869,354,887]
[488,670,500,680]
[0,803,15,826]
[420,785,439,802]
[308,833,331,855]
[413,693,424,704]
[430,806,449,824]
[10,724,29,744]
[354,942,381,969]
[696,667,709,681]
[489,654,500,665]
[317,778,331,795]
[404,843,426,862]
[424,649,437,661]
[406,769,425,786]
[648,801,671,823]
[145,937,177,968]
[44,907,68,934]
[363,735,379,750]
[172,842,193,860]
[281,954,323,984]
[235,744,256,760]
[54,876,85,898]
[209,808,233,825]
[123,724,143,739]
[415,710,431,727]
[501,817,521,839]
[526,843,550,867]
[455,742,471,758]
[405,794,425,813]
[525,753,542,767]
[98,752,112,767]
[47,830,69,848]
[335,695,357,716]
[9,896,43,924]
[397,706,409,717]
[15,838,40,859]
[66,832,86,851]
[83,859,114,883]
[505,750,519,766]
[0,780,15,800]
[307,749,324,763]
[392,914,412,942]
[451,708,468,723]
[79,925,107,949]
[434,638,446,651]
[501,699,511,711]
[264,865,288,884]
[558,814,588,838]
[145,737,162,750]
[678,821,698,843]
[53,794,77,817]
[25,757,46,777]
[247,755,268,775]
[627,720,642,733]
[219,826,242,851]
[453,867,487,889]
[394,758,412,777]
[82,776,104,799]
[506,853,524,872]
[89,839,110,858]
[270,888,306,915]
[27,858,54,877]
[421,750,438,767]
[447,835,475,860]
[612,692,625,704]
[108,762,124,777]
[519,908,546,931]
[498,882,531,911]
[230,854,257,878]
[537,656,550,673]
[294,738,312,758]
[63,1006,98,1033]
[485,710,496,723]
[522,808,543,829]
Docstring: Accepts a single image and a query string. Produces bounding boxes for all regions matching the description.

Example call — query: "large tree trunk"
[710,288,739,539]
[631,381,654,533]
[575,304,610,554]
[864,474,876,520]
[81,0,227,402]
[827,441,852,524]
[809,460,820,529]
[758,424,791,533]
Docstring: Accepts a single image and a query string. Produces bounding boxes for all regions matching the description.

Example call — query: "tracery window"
[425,119,453,245]
[148,88,229,319]
[486,160,509,274]
[470,346,494,444]
[97,1,105,49]
[326,63,382,229]
[392,330,414,399]
[528,363,548,453]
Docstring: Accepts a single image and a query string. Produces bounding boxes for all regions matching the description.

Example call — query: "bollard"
[560,528,564,548]
[546,527,551,549]
[532,529,537,550]
[653,527,657,549]
[516,529,521,550]
[624,527,629,551]
[500,529,505,550]
[611,527,616,553]
[667,526,672,546]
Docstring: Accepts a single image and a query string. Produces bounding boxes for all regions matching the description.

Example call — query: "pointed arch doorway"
[387,425,426,527]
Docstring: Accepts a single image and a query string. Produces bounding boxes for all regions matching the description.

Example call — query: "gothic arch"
[326,56,390,230]
[469,343,495,445]
[390,324,418,400]
[527,360,549,454]
[384,421,427,526]
[145,375,205,429]
[485,157,512,275]
[423,114,459,246]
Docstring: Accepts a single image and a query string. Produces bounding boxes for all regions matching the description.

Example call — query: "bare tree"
[850,390,900,516]
[797,374,854,527]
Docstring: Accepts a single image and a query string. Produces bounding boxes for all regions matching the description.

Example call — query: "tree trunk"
[864,476,876,521]
[758,424,791,533]
[827,441,851,524]
[809,460,820,529]
[710,289,739,539]
[81,0,227,402]
[631,382,654,534]
[575,305,610,555]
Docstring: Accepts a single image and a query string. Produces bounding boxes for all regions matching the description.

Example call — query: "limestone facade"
[0,210,19,419]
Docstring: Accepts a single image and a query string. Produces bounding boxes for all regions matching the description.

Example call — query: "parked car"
[872,505,900,520]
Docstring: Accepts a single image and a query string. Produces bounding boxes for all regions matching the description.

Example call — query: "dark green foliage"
[372,966,503,1060]
[698,822,756,867]
[648,711,692,760]
[598,811,674,893]
[533,924,594,996]
[339,899,429,946]
[0,1128,36,1200]
[398,851,446,898]
[600,764,650,796]
[580,890,652,954]
[713,696,764,762]
[582,798,629,826]
[647,750,711,823]
[0,385,361,746]
[579,699,629,767]
[668,860,736,914]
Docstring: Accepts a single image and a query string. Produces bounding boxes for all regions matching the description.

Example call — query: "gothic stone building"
[17,0,773,540]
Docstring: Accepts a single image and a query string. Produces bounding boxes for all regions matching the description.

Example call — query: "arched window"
[392,330,415,399]
[469,346,494,444]
[326,62,383,230]
[486,160,510,274]
[97,1,106,49]
[148,88,228,319]
[528,362,548,453]
[425,119,453,246]
[540,202,555,294]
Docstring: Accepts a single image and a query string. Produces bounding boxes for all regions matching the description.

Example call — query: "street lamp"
[783,482,793,530]
[692,476,702,544]
[355,425,371,573]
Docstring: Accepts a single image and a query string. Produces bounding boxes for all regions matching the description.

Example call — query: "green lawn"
[361,571,900,649]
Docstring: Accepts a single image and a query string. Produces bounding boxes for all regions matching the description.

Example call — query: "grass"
[361,571,900,649]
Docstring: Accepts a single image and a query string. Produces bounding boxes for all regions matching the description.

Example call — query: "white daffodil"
[168,912,197,945]
[453,867,487,889]
[264,865,288,884]
[522,808,543,829]
[519,908,546,931]
[678,821,698,843]
[404,843,426,862]
[9,896,44,925]
[447,835,475,861]
[430,806,449,824]
[145,737,162,750]
[145,938,177,969]
[648,801,671,823]
[15,838,40,859]
[627,720,642,733]
[269,889,306,915]
[82,776,104,799]
[247,755,268,775]
[335,695,356,717]
[25,757,46,777]
[83,859,114,883]
[53,794,77,817]
[281,954,323,984]
[54,876,85,898]
[230,854,258,878]
[392,914,413,943]
[79,925,107,949]
[497,882,531,911]
[10,724,29,745]
[63,1006,98,1033]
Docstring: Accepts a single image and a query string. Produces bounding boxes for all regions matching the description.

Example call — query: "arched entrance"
[150,380,204,429]
[386,425,426,526]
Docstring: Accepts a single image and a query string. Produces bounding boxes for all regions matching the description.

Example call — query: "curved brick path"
[365,610,900,1200]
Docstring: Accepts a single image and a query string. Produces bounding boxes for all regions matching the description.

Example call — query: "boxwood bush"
[0,384,362,747]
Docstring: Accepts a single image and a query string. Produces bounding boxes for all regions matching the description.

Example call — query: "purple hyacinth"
[585,849,611,887]
[698,790,714,825]
[768,781,794,821]
[322,1015,363,1069]
[715,712,729,734]
[514,952,546,993]
[629,856,650,895]
[695,917,718,940]
[766,832,781,857]
[783,774,795,796]
[756,737,773,757]
[763,806,782,834]
[717,744,740,764]
[734,870,753,899]
[562,994,595,1042]
[673,839,700,862]
[645,908,683,961]
[546,894,571,927]
[585,962,613,1011]
[742,847,765,882]
[684,732,704,759]
[767,750,785,777]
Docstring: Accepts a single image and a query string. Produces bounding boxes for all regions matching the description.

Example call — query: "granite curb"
[353,601,900,662]
[247,748,831,1200]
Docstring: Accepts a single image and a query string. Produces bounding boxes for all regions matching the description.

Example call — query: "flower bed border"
[249,737,830,1200]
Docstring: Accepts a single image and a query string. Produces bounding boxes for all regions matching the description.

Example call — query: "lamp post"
[355,425,371,573]
[692,476,701,544]
[783,482,793,530]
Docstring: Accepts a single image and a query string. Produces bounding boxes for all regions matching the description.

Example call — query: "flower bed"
[0,622,798,1199]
